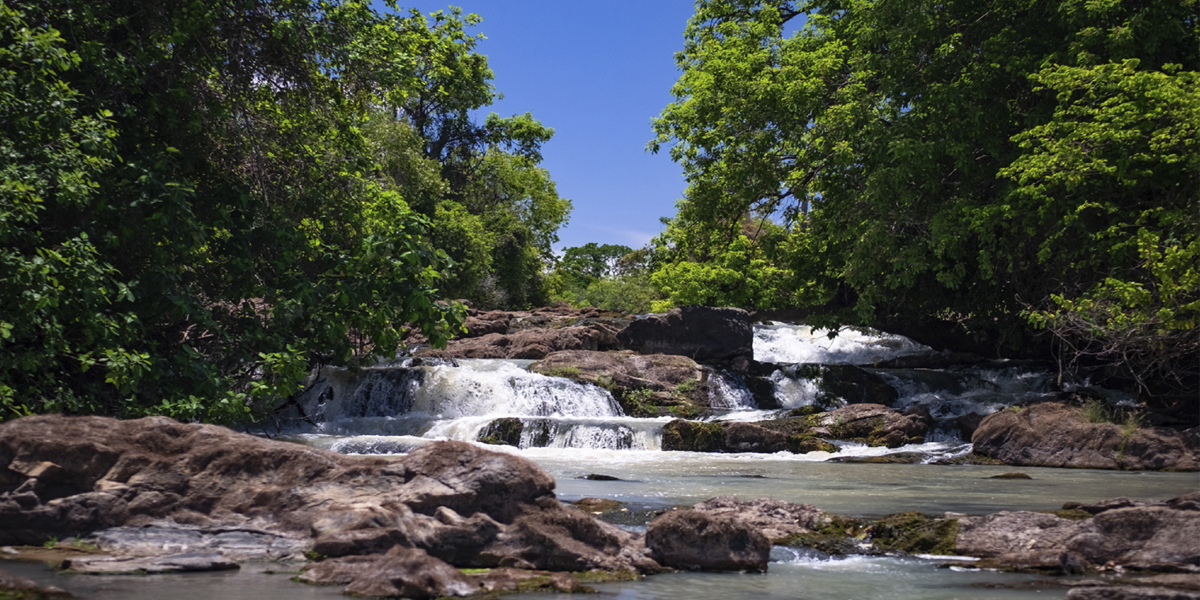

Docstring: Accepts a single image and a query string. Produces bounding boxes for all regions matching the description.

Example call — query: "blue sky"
[400,1,698,252]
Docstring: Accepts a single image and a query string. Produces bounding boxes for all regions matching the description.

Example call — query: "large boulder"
[956,492,1200,572]
[617,306,753,364]
[644,509,770,572]
[971,402,1200,470]
[530,350,710,417]
[662,404,927,454]
[691,497,824,543]
[662,420,790,453]
[0,415,655,577]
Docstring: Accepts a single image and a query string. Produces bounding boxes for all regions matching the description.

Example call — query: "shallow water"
[0,551,1083,600]
[10,323,1191,600]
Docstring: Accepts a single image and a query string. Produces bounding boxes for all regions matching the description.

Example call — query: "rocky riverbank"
[403,304,1200,470]
[2,414,1198,599]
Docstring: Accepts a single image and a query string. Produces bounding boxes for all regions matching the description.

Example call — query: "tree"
[651,0,1197,397]
[0,0,467,423]
[358,8,572,309]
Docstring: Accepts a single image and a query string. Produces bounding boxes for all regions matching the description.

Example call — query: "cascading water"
[290,324,1066,458]
[754,322,931,364]
[292,359,671,451]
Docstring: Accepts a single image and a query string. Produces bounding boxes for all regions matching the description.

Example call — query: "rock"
[971,402,1200,470]
[645,509,770,572]
[476,418,524,447]
[578,474,621,481]
[302,546,477,599]
[661,421,726,453]
[572,498,625,513]
[0,568,72,598]
[91,526,306,560]
[415,325,618,360]
[691,497,823,543]
[531,350,709,417]
[722,423,788,453]
[957,493,1200,572]
[988,473,1033,480]
[1067,586,1200,599]
[0,415,656,576]
[664,403,927,454]
[617,306,753,364]
[62,552,239,574]
[955,412,987,440]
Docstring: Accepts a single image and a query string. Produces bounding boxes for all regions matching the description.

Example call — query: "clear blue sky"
[399,1,698,252]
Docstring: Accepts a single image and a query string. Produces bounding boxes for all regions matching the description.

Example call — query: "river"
[5,323,1196,599]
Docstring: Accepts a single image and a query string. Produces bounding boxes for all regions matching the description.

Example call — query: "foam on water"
[878,366,1057,439]
[754,322,931,364]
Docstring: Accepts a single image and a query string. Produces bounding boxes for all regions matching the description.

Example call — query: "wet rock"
[645,509,770,572]
[829,452,926,464]
[988,473,1033,480]
[530,350,709,417]
[691,497,823,543]
[759,403,928,448]
[617,306,753,364]
[477,418,524,447]
[0,415,654,575]
[971,402,1200,470]
[722,423,788,453]
[62,552,238,574]
[955,412,987,440]
[665,403,927,454]
[660,421,726,453]
[578,474,622,481]
[0,568,72,598]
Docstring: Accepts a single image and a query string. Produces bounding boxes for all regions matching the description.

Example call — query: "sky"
[400,0,699,252]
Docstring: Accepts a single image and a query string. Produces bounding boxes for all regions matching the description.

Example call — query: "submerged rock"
[972,402,1199,470]
[645,509,770,572]
[0,568,72,598]
[62,552,239,574]
[617,306,753,364]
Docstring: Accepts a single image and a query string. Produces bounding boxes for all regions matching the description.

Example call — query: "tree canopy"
[651,0,1198,397]
[0,0,575,422]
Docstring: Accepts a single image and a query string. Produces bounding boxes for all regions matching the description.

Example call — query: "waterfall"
[754,323,931,364]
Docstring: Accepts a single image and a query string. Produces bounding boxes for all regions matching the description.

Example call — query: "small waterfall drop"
[754,323,931,364]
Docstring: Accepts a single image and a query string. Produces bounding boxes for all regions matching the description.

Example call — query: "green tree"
[0,0,466,423]
[652,0,1197,396]
[358,8,572,309]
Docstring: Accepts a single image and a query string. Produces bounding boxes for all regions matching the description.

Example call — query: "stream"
[7,323,1196,599]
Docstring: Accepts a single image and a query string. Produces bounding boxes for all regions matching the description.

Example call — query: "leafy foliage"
[550,243,662,314]
[0,0,473,422]
[652,0,1198,396]
[356,8,572,309]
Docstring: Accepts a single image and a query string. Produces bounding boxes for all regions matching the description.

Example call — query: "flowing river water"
[7,324,1197,599]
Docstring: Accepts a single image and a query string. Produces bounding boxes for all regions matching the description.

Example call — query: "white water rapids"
[289,323,1060,458]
